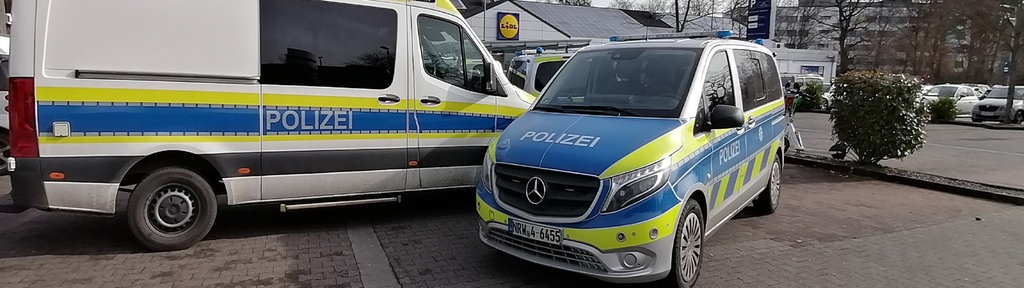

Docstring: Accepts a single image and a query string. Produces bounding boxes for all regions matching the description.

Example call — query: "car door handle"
[420,96,442,106]
[746,117,757,129]
[377,94,401,105]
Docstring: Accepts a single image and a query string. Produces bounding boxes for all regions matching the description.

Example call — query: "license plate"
[508,218,563,245]
[981,112,996,116]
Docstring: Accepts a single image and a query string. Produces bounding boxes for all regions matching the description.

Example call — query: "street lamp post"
[1003,2,1022,124]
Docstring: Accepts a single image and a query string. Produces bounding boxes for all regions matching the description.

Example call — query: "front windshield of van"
[534,48,699,118]
[984,87,1024,99]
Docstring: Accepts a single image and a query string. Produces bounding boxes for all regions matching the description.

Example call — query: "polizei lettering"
[719,141,741,165]
[265,109,352,132]
[519,131,601,147]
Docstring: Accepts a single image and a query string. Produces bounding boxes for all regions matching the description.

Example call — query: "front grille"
[494,164,601,218]
[486,228,607,272]
[978,105,999,112]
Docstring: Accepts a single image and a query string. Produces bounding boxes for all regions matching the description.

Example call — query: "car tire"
[127,167,218,251]
[662,198,705,288]
[1016,111,1024,124]
[753,154,782,215]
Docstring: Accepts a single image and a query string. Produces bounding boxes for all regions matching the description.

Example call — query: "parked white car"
[922,84,981,117]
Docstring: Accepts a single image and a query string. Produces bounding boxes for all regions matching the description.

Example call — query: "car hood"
[494,111,683,177]
[976,98,1023,107]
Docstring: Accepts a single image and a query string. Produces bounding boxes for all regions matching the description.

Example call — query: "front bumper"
[972,112,1006,121]
[476,191,679,284]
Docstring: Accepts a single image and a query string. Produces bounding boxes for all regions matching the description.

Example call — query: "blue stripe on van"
[37,103,259,134]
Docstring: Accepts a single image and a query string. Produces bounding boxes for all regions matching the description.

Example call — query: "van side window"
[258,0,398,89]
[756,52,784,102]
[735,50,768,111]
[508,60,527,88]
[418,16,489,93]
[703,51,735,108]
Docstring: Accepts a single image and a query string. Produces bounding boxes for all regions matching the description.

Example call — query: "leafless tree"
[610,0,638,10]
[775,5,826,49]
[674,0,717,32]
[552,0,592,6]
[638,0,670,13]
[724,0,749,35]
[811,0,875,74]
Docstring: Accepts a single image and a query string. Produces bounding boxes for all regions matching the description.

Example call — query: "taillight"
[9,77,39,158]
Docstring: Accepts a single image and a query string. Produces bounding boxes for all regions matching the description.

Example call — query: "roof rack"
[609,30,740,42]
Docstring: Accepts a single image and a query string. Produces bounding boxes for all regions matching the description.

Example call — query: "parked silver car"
[972,86,1024,123]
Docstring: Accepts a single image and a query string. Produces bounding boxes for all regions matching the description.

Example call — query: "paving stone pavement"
[1,165,1022,287]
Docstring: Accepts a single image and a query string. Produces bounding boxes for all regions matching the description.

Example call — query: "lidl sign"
[497,12,520,41]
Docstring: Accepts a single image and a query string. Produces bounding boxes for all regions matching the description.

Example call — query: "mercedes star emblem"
[525,177,547,205]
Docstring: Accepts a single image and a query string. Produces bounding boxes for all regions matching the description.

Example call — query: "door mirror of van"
[487,60,506,96]
[708,105,745,130]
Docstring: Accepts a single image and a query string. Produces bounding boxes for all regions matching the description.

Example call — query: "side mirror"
[708,105,745,130]
[486,60,507,96]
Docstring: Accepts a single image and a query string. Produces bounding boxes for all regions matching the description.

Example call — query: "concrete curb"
[785,153,1024,206]
[938,120,1024,130]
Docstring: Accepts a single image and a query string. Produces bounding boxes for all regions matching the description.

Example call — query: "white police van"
[506,49,572,98]
[5,0,533,251]
[476,31,787,287]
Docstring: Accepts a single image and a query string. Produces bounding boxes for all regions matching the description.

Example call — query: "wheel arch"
[120,151,226,196]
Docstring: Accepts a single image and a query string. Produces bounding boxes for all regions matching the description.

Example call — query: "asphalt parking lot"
[1,165,1023,288]
[793,113,1024,188]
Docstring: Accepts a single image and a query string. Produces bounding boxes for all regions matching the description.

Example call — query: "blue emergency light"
[716,30,732,38]
[536,47,544,53]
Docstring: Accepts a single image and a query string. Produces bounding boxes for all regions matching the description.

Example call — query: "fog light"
[649,227,659,240]
[622,253,639,268]
[489,211,494,220]
[616,232,626,242]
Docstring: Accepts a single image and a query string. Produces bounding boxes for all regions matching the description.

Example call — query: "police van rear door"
[410,7,499,189]
[257,0,411,200]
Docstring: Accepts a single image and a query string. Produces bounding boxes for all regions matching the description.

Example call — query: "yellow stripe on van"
[36,87,259,105]
[715,174,730,207]
[38,136,260,144]
[600,126,685,178]
[263,132,497,142]
[733,163,748,193]
[747,99,784,117]
[487,137,499,161]
[752,149,766,176]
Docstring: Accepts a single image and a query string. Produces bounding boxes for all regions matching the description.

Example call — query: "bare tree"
[775,5,826,49]
[552,0,592,6]
[812,0,875,74]
[674,0,717,32]
[724,0,749,35]
[637,0,670,13]
[610,0,638,10]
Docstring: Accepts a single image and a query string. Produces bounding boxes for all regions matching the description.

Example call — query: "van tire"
[753,154,782,215]
[662,198,704,288]
[127,167,217,251]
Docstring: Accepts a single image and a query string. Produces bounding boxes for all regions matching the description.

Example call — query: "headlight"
[602,158,671,213]
[479,155,496,192]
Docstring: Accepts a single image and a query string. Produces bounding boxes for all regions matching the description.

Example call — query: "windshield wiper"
[559,105,641,116]
[533,105,567,113]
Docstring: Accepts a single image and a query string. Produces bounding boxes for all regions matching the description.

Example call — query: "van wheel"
[1015,111,1024,124]
[663,198,704,288]
[127,167,217,251]
[753,154,782,215]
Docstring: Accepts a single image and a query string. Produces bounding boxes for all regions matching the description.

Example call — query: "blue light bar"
[609,36,619,42]
[536,47,544,53]
[754,39,765,45]
[716,30,732,38]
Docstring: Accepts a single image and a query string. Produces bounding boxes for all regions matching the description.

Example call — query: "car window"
[536,48,700,118]
[259,0,398,89]
[755,51,783,103]
[0,55,9,91]
[926,86,957,97]
[417,16,488,93]
[734,50,767,111]
[534,60,564,92]
[702,51,736,108]
[507,60,526,89]
[984,87,1024,99]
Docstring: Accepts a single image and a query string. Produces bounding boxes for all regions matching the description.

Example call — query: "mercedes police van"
[5,0,532,251]
[476,31,786,287]
[506,50,572,97]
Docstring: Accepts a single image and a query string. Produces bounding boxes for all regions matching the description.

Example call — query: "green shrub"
[795,82,825,112]
[829,71,929,165]
[927,97,958,123]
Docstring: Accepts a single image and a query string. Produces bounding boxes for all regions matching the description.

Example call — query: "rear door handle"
[420,96,442,106]
[747,117,756,129]
[377,94,401,105]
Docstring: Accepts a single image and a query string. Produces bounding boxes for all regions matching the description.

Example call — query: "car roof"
[580,38,773,56]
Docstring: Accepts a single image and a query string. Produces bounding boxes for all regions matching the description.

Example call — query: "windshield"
[533,60,565,92]
[984,87,1024,99]
[926,86,957,97]
[534,48,699,118]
